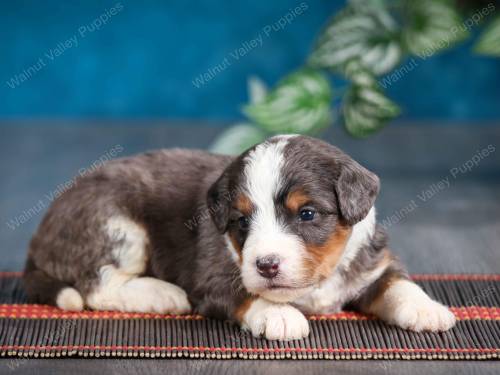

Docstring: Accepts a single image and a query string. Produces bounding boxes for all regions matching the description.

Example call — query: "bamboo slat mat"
[0,273,498,360]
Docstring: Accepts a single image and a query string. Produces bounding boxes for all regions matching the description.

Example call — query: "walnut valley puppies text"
[191,2,309,88]
[5,2,124,89]
[381,144,496,229]
[5,145,124,231]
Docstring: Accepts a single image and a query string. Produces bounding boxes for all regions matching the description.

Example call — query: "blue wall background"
[1,0,499,122]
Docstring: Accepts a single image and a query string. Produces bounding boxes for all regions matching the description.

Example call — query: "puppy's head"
[207,135,379,302]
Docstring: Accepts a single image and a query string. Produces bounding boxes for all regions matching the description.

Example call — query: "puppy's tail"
[23,259,84,311]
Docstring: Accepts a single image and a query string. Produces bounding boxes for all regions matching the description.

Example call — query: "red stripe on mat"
[0,304,498,320]
[0,344,498,354]
[411,274,500,281]
[0,272,22,277]
[1,272,499,280]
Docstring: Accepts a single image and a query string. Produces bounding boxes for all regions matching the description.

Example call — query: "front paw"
[374,280,456,332]
[392,299,456,332]
[242,299,310,340]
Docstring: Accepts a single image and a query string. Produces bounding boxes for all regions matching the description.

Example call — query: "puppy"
[24,135,456,340]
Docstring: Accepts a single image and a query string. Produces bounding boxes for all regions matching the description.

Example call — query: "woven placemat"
[0,273,498,360]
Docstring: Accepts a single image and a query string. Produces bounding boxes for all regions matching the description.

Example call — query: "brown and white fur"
[24,135,455,340]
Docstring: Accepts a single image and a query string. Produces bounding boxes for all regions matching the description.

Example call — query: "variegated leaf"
[210,123,267,155]
[403,0,468,57]
[475,16,500,56]
[343,84,400,138]
[247,76,268,104]
[349,0,388,11]
[309,6,402,75]
[342,60,378,87]
[243,69,333,135]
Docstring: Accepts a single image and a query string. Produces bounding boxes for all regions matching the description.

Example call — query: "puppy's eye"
[238,216,250,231]
[299,209,315,221]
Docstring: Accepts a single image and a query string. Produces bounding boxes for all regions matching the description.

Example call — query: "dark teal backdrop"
[1,0,499,122]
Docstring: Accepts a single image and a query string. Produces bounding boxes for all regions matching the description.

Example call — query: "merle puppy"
[24,135,455,340]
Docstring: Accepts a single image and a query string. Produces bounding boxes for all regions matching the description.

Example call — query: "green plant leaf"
[403,0,468,57]
[474,16,500,56]
[247,76,268,104]
[349,0,388,11]
[243,69,333,135]
[342,60,379,87]
[309,5,402,75]
[210,123,267,155]
[343,83,400,138]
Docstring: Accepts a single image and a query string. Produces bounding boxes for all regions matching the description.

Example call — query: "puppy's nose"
[256,255,280,279]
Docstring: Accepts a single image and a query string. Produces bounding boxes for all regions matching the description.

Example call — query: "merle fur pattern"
[24,136,406,319]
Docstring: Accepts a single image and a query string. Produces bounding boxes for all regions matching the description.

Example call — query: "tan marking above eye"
[285,189,311,213]
[233,194,253,217]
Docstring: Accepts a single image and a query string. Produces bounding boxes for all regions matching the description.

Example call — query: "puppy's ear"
[207,172,232,233]
[334,157,380,225]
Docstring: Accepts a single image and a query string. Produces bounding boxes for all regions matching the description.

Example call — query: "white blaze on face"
[240,137,309,302]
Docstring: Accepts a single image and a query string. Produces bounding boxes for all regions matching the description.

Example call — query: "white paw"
[120,277,191,314]
[242,299,310,340]
[374,280,456,332]
[391,299,456,332]
[87,272,191,314]
[56,287,84,311]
